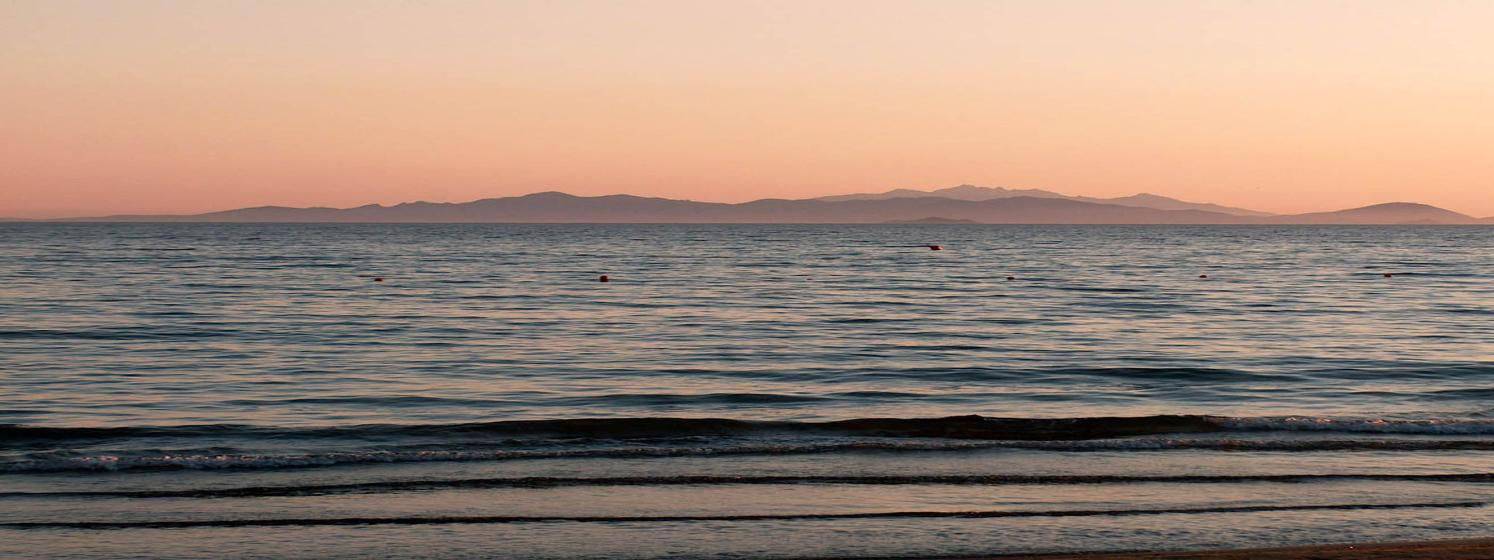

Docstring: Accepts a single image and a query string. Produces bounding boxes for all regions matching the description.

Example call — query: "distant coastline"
[8,185,1493,224]
[881,217,983,224]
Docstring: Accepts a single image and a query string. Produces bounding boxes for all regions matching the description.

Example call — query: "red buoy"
[928,245,942,251]
[373,277,384,282]
[1383,273,1393,278]
[599,275,610,283]
[1006,276,1016,281]
[1199,274,1209,279]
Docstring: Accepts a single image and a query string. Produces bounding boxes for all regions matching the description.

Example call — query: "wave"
[1219,416,1494,435]
[7,438,1494,473]
[1038,366,1267,381]
[3,502,1483,530]
[1424,387,1494,399]
[6,414,1491,473]
[0,415,1218,443]
[0,327,236,341]
[6,473,1490,499]
[6,414,1493,445]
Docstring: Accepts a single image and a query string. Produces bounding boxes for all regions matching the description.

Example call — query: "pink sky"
[4,1,1492,218]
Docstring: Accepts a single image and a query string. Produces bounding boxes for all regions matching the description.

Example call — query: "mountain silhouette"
[1265,202,1480,225]
[26,188,1489,224]
[814,185,1272,216]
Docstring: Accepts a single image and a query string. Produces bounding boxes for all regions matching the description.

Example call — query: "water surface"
[1,224,1490,558]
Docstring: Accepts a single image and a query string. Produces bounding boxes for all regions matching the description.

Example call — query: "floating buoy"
[373,277,384,282]
[1383,273,1393,278]
[599,275,610,283]
[928,245,942,251]
[1006,276,1016,281]
[1199,274,1209,279]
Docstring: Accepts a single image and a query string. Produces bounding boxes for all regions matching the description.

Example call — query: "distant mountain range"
[882,217,982,224]
[816,185,1274,217]
[17,186,1494,224]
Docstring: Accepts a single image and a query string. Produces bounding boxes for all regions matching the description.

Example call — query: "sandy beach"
[976,537,1494,559]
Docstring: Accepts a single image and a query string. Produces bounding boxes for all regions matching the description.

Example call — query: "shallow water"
[1,223,1490,558]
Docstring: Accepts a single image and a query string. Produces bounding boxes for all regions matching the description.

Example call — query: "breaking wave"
[5,414,1490,473]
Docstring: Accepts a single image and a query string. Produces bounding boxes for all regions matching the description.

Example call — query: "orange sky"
[3,1,1492,218]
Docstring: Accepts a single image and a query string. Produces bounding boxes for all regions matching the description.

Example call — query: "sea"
[1,223,1490,559]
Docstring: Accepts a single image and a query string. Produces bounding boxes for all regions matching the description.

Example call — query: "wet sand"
[970,537,1494,559]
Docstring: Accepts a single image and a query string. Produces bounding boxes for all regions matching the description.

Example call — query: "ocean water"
[1,223,1490,559]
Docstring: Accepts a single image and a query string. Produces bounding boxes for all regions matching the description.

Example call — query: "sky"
[3,0,1492,218]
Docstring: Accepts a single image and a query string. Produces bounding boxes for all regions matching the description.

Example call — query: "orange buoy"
[599,275,610,283]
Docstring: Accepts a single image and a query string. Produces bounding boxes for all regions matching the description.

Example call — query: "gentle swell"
[5,473,1489,499]
[1220,416,1494,435]
[7,439,1494,473]
[8,414,1493,445]
[6,414,1490,473]
[0,415,1224,443]
[2,502,1482,530]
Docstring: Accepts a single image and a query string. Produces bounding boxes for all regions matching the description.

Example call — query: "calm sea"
[1,223,1491,559]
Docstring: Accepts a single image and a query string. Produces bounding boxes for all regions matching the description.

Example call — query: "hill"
[881,217,982,224]
[1269,202,1479,225]
[47,192,1488,225]
[815,185,1272,217]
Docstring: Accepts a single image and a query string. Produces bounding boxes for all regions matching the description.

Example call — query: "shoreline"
[957,537,1494,559]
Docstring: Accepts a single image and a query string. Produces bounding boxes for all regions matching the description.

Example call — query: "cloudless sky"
[3,0,1492,218]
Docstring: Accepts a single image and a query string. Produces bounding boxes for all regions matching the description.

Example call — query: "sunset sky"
[4,0,1492,218]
